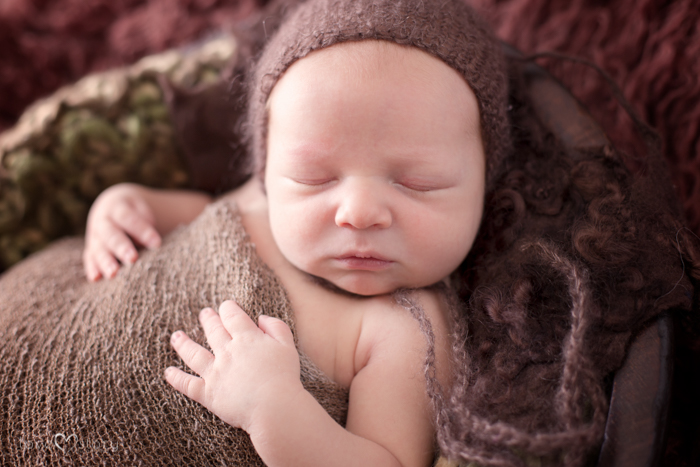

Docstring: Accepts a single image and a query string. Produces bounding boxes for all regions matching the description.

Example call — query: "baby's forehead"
[266,40,482,137]
[303,40,427,65]
[267,40,478,110]
[278,40,465,88]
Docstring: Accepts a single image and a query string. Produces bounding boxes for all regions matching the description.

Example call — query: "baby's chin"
[314,273,429,297]
[294,260,444,296]
[337,281,398,297]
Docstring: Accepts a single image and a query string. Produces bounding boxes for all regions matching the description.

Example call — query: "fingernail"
[171,331,183,342]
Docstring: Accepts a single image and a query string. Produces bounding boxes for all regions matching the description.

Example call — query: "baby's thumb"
[258,315,294,346]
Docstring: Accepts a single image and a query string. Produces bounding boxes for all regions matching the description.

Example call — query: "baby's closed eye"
[393,178,445,192]
[392,171,461,193]
[287,175,337,187]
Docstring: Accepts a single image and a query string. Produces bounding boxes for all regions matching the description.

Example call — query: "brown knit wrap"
[246,0,511,190]
[0,197,348,465]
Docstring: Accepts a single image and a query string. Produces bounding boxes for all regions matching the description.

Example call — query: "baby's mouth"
[336,253,393,271]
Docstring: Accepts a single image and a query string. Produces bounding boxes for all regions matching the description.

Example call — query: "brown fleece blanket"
[0,196,348,465]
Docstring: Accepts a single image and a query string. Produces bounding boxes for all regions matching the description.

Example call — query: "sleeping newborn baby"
[81,0,510,465]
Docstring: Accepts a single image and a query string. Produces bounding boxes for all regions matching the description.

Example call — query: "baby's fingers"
[258,315,294,346]
[170,330,215,376]
[111,204,161,249]
[199,307,232,351]
[83,251,102,282]
[87,245,121,279]
[218,300,258,335]
[164,366,206,405]
[101,223,139,265]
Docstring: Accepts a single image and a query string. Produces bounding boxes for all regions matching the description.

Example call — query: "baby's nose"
[334,181,392,230]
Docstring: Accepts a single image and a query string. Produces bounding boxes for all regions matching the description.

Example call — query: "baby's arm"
[165,292,450,467]
[83,183,212,281]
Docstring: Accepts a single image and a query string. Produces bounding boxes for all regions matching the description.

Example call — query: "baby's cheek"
[414,210,476,277]
[269,203,316,259]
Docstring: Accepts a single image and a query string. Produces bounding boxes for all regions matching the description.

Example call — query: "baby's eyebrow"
[283,143,336,161]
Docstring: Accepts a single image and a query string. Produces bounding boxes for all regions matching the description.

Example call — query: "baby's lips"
[335,254,393,271]
[337,250,391,262]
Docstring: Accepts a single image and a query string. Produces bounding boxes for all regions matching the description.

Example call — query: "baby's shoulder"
[361,287,451,339]
[355,287,453,381]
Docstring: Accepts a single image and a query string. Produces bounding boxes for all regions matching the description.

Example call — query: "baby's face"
[265,41,485,296]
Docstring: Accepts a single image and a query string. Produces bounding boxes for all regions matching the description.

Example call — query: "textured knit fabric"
[0,196,348,466]
[246,0,511,191]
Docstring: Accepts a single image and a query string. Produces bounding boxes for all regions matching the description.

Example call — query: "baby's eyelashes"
[393,181,435,192]
[287,176,338,189]
[392,178,452,193]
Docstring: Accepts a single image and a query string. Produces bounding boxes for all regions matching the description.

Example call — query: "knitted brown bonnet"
[247,0,511,189]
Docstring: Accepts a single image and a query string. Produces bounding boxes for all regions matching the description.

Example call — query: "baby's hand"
[83,183,161,281]
[165,301,302,432]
